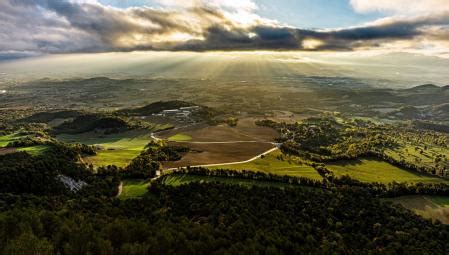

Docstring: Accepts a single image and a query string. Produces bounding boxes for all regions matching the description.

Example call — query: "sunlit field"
[0,133,49,156]
[208,150,322,180]
[119,179,150,199]
[326,158,449,184]
[58,130,153,168]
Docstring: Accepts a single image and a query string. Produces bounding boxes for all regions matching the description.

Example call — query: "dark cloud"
[1,0,449,56]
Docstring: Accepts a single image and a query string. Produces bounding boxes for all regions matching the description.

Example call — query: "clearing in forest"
[58,130,153,168]
[388,195,449,224]
[326,158,449,184]
[119,179,150,199]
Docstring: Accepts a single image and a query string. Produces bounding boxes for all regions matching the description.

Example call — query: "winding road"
[163,147,279,171]
[151,127,281,173]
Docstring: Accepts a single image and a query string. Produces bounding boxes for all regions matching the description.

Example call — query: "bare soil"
[162,142,274,168]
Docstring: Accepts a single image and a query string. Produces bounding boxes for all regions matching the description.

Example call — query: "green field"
[161,174,300,189]
[168,133,192,142]
[0,133,49,156]
[388,195,449,224]
[0,133,27,147]
[208,150,322,180]
[119,179,150,199]
[58,130,153,167]
[327,158,449,184]
[17,145,49,156]
[431,196,449,208]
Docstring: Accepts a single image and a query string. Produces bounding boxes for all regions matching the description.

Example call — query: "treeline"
[333,175,449,197]
[164,167,449,198]
[160,167,324,188]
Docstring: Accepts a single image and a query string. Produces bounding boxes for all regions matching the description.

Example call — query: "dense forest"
[1,182,449,254]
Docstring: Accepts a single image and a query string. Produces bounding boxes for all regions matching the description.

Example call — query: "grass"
[168,133,192,142]
[119,179,150,199]
[326,158,449,184]
[208,150,322,180]
[0,133,48,156]
[431,196,449,208]
[58,130,152,168]
[161,174,300,189]
[0,133,26,147]
[387,195,449,224]
[17,145,49,156]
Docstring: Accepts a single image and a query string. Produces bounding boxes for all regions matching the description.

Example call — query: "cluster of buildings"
[153,106,201,123]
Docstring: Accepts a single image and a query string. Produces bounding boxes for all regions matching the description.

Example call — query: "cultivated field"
[159,118,279,168]
[162,142,274,168]
[0,148,16,155]
[158,118,278,142]
[388,195,449,224]
[208,150,322,180]
[326,158,449,184]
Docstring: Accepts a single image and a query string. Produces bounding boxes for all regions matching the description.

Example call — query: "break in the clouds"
[1,0,449,58]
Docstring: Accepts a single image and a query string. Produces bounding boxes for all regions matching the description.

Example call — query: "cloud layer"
[1,0,449,57]
[350,0,449,15]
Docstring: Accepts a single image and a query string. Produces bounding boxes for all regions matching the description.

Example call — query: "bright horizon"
[1,51,449,89]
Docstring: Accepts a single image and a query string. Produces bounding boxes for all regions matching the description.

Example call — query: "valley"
[1,76,449,254]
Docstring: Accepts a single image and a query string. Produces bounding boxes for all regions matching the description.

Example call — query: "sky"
[99,0,383,29]
[1,0,449,59]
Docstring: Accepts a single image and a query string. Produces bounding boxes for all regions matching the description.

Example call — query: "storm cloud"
[1,0,449,57]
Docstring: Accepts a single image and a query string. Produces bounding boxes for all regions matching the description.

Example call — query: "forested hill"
[1,182,449,254]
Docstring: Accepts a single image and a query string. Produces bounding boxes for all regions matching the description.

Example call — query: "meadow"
[208,150,322,180]
[0,133,49,156]
[0,133,26,147]
[158,120,278,143]
[326,158,449,184]
[58,130,153,168]
[119,179,150,199]
[17,145,49,156]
